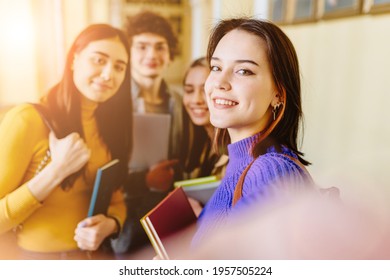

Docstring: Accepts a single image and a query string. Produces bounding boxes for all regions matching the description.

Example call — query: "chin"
[191,118,208,127]
[210,120,227,129]
[194,121,208,127]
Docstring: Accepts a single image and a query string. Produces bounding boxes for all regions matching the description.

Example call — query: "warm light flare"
[0,1,35,53]
[0,0,38,104]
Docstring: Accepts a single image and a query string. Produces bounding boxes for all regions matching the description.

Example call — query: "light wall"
[0,0,39,105]
[218,0,254,18]
[282,14,390,200]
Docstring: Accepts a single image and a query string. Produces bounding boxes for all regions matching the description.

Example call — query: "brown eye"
[114,64,125,72]
[237,69,254,76]
[135,44,146,51]
[184,86,194,94]
[92,56,106,65]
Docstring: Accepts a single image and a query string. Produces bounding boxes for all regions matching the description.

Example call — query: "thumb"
[77,214,103,227]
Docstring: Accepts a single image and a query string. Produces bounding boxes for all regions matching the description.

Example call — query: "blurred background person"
[113,10,183,256]
[180,57,228,181]
[0,24,132,259]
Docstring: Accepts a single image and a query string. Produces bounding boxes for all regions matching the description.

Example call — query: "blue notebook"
[88,159,120,217]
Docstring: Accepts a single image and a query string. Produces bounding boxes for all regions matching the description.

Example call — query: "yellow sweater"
[0,102,126,252]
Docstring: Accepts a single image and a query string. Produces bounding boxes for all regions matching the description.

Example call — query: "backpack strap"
[232,159,256,207]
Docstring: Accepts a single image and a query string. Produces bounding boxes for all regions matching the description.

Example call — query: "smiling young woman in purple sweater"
[192,18,314,244]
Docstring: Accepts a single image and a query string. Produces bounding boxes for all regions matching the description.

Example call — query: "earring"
[272,102,283,121]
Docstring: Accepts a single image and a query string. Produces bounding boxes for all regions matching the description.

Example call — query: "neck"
[80,95,98,119]
[134,75,163,103]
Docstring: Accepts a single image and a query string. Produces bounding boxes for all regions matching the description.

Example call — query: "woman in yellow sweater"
[0,24,132,259]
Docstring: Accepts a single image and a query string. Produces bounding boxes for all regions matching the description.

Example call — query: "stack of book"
[140,176,221,259]
[174,175,221,205]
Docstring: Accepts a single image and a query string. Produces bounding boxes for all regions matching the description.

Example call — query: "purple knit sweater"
[192,132,310,244]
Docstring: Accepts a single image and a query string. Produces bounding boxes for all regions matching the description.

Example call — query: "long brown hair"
[41,24,133,189]
[207,18,309,165]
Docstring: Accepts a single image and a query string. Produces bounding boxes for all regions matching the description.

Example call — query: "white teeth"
[215,99,237,106]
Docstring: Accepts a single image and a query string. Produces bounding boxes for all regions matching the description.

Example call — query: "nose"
[100,64,112,81]
[193,88,206,104]
[213,72,231,91]
[145,46,157,58]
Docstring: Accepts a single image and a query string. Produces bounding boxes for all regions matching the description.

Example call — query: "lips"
[92,81,112,91]
[145,62,158,68]
[190,107,208,116]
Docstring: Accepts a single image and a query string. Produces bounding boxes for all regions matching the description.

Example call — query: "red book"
[140,187,197,259]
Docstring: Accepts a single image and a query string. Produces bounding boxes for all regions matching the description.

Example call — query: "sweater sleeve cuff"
[106,215,121,240]
[7,184,42,220]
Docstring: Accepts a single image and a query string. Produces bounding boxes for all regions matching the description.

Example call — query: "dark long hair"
[41,24,133,189]
[207,18,309,165]
[179,57,218,176]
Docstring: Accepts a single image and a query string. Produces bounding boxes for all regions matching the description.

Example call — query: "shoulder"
[237,152,310,205]
[1,103,46,131]
[245,152,305,186]
[2,103,41,123]
[255,152,298,169]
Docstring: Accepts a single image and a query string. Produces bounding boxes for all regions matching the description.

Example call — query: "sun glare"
[1,1,35,52]
[0,0,38,104]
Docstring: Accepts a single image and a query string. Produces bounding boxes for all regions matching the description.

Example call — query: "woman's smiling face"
[204,29,280,143]
[72,37,128,103]
[183,65,210,127]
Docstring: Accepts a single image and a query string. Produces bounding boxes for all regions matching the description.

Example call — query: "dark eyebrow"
[134,41,168,46]
[211,57,259,67]
[94,51,109,58]
[94,51,127,66]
